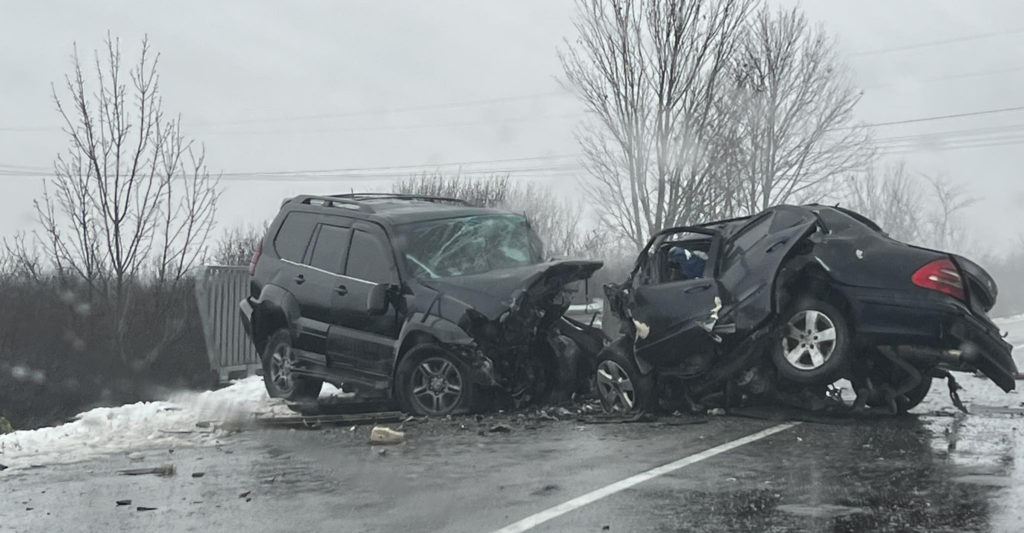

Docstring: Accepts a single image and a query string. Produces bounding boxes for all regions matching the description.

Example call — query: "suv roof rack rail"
[330,193,472,206]
[293,195,375,212]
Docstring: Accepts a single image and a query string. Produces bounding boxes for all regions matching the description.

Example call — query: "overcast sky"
[2,0,1023,254]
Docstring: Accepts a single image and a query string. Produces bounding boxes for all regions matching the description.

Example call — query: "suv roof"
[283,193,512,225]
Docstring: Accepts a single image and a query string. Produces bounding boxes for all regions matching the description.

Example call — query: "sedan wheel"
[772,299,851,385]
[597,360,639,412]
[781,310,838,371]
[594,342,653,414]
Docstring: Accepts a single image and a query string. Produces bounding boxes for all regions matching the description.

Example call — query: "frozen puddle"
[0,377,345,470]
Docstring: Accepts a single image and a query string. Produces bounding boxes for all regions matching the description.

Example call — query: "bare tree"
[843,164,976,252]
[36,34,218,361]
[212,222,269,266]
[393,173,514,207]
[732,5,872,214]
[924,174,976,252]
[561,0,757,250]
[843,161,923,243]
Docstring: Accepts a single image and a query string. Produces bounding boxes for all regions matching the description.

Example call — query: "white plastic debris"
[369,426,405,445]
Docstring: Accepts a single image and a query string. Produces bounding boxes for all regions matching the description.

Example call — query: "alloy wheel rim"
[781,309,838,371]
[410,357,464,415]
[269,346,295,394]
[596,360,637,412]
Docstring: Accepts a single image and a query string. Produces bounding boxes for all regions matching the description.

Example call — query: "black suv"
[240,193,605,415]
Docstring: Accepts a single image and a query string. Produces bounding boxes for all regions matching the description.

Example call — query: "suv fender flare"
[390,313,480,389]
[393,313,474,358]
[251,284,303,352]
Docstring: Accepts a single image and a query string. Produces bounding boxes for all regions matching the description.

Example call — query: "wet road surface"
[3,319,1023,532]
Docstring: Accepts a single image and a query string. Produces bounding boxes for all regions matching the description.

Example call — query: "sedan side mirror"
[367,283,392,315]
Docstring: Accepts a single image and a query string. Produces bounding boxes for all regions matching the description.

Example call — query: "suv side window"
[308,225,351,274]
[346,230,397,284]
[274,211,317,262]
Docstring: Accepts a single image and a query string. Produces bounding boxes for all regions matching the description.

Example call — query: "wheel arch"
[775,261,856,335]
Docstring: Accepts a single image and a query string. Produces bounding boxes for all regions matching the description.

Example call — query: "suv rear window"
[308,225,351,274]
[273,212,317,262]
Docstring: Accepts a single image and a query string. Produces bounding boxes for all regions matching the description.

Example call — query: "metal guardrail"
[195,266,260,383]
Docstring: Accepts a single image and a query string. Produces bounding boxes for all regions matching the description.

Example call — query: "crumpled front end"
[426,260,605,408]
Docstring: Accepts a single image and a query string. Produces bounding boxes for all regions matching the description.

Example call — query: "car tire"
[261,329,323,401]
[772,298,851,385]
[594,344,654,414]
[395,344,474,416]
[868,374,933,414]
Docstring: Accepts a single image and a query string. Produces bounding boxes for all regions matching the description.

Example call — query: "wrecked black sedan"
[599,204,1016,414]
[240,193,603,416]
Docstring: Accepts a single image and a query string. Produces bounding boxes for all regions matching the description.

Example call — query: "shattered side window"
[397,214,544,278]
[721,213,772,271]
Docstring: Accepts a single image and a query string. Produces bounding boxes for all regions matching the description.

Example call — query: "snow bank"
[0,377,331,470]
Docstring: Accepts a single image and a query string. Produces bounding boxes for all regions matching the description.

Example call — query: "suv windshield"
[397,214,544,279]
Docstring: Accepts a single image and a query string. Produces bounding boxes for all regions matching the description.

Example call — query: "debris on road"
[488,424,512,433]
[115,499,131,506]
[136,506,157,512]
[257,411,403,429]
[117,464,176,477]
[239,491,251,499]
[369,426,405,445]
[191,472,205,478]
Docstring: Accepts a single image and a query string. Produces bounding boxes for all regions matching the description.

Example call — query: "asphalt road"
[3,318,1023,532]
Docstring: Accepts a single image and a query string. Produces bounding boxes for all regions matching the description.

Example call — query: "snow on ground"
[0,377,345,471]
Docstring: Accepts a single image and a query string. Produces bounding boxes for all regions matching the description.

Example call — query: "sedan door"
[716,206,818,330]
[630,228,724,367]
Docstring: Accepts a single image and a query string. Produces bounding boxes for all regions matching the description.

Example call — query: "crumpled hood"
[420,260,603,321]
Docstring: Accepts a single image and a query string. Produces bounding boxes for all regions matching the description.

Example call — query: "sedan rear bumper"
[843,286,1017,392]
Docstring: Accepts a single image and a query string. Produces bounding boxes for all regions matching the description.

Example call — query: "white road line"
[492,422,802,533]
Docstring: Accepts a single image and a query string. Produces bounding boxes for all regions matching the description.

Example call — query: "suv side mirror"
[367,283,391,315]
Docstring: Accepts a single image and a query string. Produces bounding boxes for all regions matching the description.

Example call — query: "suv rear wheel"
[261,329,323,401]
[395,344,473,416]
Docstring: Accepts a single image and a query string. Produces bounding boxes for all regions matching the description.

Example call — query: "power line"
[194,90,572,127]
[851,27,1024,56]
[222,153,581,177]
[863,65,1024,90]
[858,105,1024,128]
[202,113,583,136]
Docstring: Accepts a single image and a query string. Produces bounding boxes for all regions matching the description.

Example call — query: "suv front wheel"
[261,329,323,401]
[395,344,474,416]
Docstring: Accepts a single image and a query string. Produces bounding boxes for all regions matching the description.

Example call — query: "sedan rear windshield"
[396,214,544,279]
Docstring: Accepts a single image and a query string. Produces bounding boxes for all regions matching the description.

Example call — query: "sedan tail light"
[912,258,965,301]
[248,240,262,276]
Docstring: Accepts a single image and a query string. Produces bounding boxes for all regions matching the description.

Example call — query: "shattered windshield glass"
[397,214,544,279]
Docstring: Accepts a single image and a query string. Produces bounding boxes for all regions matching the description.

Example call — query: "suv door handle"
[685,284,711,294]
[335,285,348,296]
[294,274,305,285]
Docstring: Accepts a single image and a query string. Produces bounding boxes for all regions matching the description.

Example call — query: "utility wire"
[194,90,572,126]
[851,27,1024,56]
